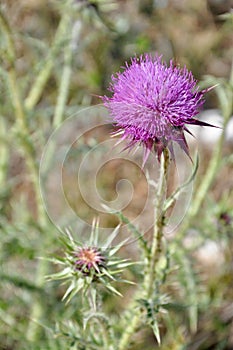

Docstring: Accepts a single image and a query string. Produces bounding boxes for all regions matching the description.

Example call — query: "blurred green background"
[0,0,233,349]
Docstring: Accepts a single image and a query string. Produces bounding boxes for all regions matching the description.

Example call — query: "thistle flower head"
[75,246,105,275]
[103,53,214,164]
[46,219,135,302]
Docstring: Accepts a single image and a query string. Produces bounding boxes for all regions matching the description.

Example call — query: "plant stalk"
[24,11,71,111]
[118,150,169,350]
[145,149,169,298]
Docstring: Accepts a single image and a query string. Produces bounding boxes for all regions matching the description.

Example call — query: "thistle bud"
[75,247,106,275]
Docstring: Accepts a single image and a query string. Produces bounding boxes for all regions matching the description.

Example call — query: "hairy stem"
[118,309,142,350]
[118,150,169,350]
[145,149,169,298]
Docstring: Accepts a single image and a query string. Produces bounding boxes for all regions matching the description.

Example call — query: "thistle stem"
[118,309,142,350]
[144,149,169,298]
[118,150,169,350]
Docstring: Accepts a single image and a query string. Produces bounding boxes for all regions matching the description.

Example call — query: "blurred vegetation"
[0,0,233,349]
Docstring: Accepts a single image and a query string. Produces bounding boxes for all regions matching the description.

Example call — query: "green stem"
[145,149,169,298]
[24,12,71,111]
[9,62,45,226]
[26,258,49,341]
[118,151,169,350]
[53,18,74,127]
[118,309,142,350]
[0,116,8,186]
[0,9,15,64]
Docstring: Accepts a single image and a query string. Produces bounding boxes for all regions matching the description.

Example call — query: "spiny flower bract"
[75,246,106,275]
[103,53,214,164]
[46,219,135,302]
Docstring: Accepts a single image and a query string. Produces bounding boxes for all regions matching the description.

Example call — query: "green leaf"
[108,237,130,257]
[46,267,73,281]
[104,283,122,297]
[62,280,76,301]
[101,204,149,254]
[101,267,115,280]
[63,279,85,303]
[150,320,161,345]
[103,224,120,248]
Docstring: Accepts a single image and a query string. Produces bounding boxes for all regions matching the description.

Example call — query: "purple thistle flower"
[75,246,105,275]
[103,53,214,164]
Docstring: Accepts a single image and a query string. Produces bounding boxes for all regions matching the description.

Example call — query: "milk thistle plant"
[47,220,135,302]
[102,53,216,348]
[1,1,233,348]
[103,54,214,164]
[48,54,226,349]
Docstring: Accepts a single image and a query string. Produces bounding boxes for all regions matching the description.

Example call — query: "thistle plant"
[1,1,233,349]
[103,54,215,164]
[48,54,224,348]
[101,53,216,348]
[47,220,135,302]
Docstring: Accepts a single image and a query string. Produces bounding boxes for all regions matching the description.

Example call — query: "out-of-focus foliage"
[0,0,232,349]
